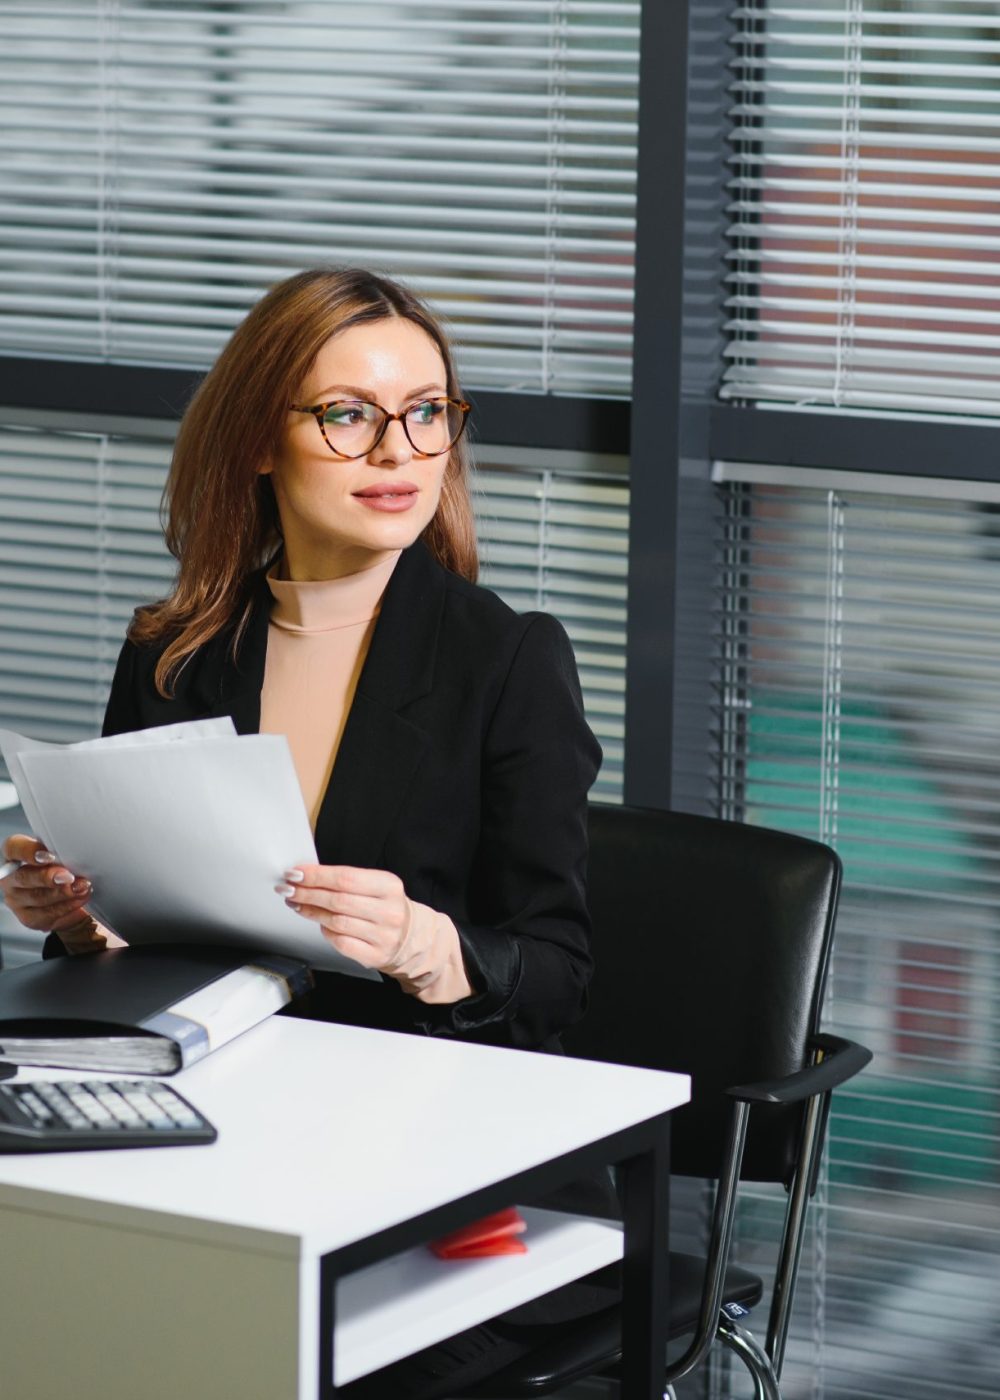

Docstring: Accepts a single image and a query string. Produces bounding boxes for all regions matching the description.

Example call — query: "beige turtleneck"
[260,552,401,828]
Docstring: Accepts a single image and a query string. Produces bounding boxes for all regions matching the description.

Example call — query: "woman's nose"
[372,415,412,465]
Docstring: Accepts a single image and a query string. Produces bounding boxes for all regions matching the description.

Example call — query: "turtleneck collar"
[265,551,402,634]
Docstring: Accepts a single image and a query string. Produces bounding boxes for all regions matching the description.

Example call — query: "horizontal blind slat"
[0,1,640,394]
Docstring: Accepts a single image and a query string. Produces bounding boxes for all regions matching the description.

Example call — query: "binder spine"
[140,1012,209,1069]
[246,955,315,999]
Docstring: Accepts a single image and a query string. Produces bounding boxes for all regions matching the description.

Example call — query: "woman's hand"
[0,834,107,952]
[277,864,474,1004]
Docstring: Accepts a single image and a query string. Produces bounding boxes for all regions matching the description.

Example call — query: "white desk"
[0,1017,689,1399]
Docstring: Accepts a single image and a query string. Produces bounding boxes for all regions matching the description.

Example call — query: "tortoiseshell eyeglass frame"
[288,395,472,459]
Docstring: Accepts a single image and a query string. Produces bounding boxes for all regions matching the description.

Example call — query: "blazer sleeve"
[418,612,602,1047]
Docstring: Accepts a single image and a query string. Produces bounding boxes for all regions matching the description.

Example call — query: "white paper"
[0,719,240,854]
[72,717,239,750]
[0,728,58,851]
[0,720,240,866]
[0,723,377,978]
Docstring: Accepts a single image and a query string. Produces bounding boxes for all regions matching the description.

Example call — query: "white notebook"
[0,719,378,978]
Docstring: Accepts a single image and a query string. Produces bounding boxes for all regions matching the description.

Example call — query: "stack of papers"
[0,719,378,978]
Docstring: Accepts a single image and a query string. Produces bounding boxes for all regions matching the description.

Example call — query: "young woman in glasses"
[1,268,613,1397]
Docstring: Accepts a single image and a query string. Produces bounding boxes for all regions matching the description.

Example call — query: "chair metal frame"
[662,1032,870,1398]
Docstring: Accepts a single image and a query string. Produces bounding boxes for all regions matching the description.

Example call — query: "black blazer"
[94,540,602,1052]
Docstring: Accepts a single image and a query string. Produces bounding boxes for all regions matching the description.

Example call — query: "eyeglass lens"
[322,399,464,456]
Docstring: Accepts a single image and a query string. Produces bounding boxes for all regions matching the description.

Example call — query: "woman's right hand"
[0,834,106,952]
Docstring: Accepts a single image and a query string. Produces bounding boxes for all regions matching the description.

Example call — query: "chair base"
[717,1316,781,1400]
[462,1253,764,1397]
[460,1299,776,1400]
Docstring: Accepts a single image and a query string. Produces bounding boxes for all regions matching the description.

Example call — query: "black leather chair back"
[562,804,841,1185]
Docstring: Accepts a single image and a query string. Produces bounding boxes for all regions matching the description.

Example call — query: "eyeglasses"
[289,395,471,460]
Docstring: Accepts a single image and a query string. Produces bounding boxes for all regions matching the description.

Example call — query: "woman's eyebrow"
[310,383,376,403]
[311,382,446,403]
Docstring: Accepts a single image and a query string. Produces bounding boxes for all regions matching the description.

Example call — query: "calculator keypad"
[0,1079,216,1152]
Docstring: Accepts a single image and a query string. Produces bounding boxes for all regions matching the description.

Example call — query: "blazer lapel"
[313,541,444,868]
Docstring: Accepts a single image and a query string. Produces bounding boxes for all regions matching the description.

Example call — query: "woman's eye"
[326,402,371,427]
[408,400,444,425]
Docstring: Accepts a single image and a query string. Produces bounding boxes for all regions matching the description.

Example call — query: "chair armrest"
[725,1033,872,1105]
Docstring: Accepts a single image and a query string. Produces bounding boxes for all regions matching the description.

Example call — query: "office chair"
[463,803,872,1400]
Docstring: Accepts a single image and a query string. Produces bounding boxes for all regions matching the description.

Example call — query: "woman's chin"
[351,504,436,548]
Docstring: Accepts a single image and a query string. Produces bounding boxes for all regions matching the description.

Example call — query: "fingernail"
[72,879,91,894]
[34,850,56,864]
[53,871,73,886]
[283,869,305,883]
[274,883,295,897]
[286,899,304,912]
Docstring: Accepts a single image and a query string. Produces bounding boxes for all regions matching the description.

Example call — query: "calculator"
[0,1077,217,1153]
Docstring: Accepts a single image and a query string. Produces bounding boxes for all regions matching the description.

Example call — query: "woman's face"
[263,317,453,579]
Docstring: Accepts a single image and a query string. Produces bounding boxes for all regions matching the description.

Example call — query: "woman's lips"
[352,482,419,513]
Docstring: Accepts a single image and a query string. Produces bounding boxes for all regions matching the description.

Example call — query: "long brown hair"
[131,268,479,696]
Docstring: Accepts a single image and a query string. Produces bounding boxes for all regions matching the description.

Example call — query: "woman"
[1,269,614,1396]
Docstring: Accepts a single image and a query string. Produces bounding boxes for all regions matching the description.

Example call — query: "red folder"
[429,1207,528,1259]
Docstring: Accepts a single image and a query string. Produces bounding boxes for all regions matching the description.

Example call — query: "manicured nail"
[53,871,73,886]
[274,883,295,897]
[283,869,305,883]
[34,850,56,864]
[72,879,91,894]
[286,899,304,912]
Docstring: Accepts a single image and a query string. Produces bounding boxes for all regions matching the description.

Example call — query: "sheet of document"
[0,723,378,978]
[1,719,241,855]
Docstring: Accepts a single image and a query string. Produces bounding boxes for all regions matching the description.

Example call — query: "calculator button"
[13,1091,55,1126]
[63,1087,116,1127]
[35,1085,66,1107]
[80,1100,117,1128]
[37,1087,89,1128]
[148,1089,201,1129]
[168,1108,200,1128]
[93,1090,144,1128]
[121,1091,173,1129]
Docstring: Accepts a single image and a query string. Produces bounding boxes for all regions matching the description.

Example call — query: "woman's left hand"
[277,864,474,1005]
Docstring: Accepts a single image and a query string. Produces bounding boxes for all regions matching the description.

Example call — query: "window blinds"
[0,429,174,744]
[0,0,639,395]
[0,422,627,794]
[475,463,628,801]
[723,0,1000,416]
[710,471,1000,1400]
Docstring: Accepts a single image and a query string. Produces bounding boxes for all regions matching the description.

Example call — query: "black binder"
[0,944,313,1074]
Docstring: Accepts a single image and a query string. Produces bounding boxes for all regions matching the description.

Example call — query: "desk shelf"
[336,1207,623,1386]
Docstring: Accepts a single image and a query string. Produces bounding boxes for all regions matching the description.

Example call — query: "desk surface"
[0,1016,689,1261]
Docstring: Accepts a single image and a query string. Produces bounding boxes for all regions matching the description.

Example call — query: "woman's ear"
[257,458,274,476]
